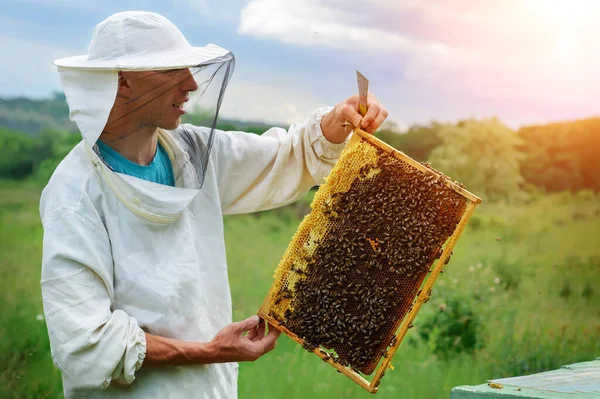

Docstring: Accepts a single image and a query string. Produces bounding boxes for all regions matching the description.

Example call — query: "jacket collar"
[86,129,200,223]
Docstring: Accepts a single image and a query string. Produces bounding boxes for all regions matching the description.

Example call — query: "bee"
[302,340,316,351]
[291,266,307,276]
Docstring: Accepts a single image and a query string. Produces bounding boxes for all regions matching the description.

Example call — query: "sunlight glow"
[533,0,585,24]
[555,33,577,62]
[524,0,597,64]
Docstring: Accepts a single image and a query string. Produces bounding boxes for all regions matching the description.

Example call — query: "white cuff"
[134,328,147,372]
[308,106,351,159]
[102,325,147,390]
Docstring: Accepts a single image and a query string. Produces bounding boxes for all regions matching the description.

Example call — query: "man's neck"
[98,126,160,166]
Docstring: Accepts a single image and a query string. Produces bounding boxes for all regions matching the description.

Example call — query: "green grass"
[1,182,599,398]
[0,182,63,399]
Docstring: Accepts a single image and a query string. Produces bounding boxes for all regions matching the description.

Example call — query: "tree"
[375,122,444,162]
[34,130,81,184]
[428,118,525,202]
[518,118,600,192]
[0,128,37,178]
[0,126,80,183]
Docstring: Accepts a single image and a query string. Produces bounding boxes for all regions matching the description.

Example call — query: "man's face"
[119,68,198,130]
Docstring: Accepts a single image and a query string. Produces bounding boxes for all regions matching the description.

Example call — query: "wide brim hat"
[54,11,234,147]
[54,11,232,70]
[54,43,231,71]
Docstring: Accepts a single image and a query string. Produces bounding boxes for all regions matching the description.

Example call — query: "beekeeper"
[39,10,388,399]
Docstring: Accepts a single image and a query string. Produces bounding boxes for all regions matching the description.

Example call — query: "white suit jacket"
[39,107,348,398]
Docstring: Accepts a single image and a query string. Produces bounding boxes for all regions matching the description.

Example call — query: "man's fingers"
[252,319,266,342]
[266,325,281,348]
[234,315,260,334]
[338,104,362,128]
[242,324,281,361]
[373,108,388,131]
[339,96,385,132]
[365,108,388,133]
[361,101,380,128]
[268,323,281,338]
[246,324,258,341]
[257,324,281,352]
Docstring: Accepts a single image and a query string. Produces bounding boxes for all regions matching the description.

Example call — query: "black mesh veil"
[96,52,235,189]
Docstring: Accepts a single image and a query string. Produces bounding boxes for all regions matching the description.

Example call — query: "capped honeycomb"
[258,129,481,392]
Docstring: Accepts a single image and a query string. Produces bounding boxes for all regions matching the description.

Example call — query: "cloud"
[238,0,600,113]
[238,0,448,56]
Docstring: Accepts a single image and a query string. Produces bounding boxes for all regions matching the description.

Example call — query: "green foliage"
[0,128,38,179]
[3,93,600,196]
[378,116,600,198]
[481,309,595,379]
[0,111,272,184]
[519,117,600,192]
[555,256,600,301]
[375,122,444,162]
[582,282,594,300]
[417,289,483,358]
[182,107,215,126]
[0,96,76,134]
[184,108,274,135]
[428,118,525,202]
[559,281,573,298]
[0,127,80,184]
[377,115,600,198]
[33,130,81,184]
[491,258,522,292]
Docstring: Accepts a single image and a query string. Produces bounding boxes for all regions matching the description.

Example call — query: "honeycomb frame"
[257,128,482,393]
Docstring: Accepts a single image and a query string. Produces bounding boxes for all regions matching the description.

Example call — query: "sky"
[1,0,599,129]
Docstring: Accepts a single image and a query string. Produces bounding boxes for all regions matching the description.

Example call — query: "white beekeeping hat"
[54,11,235,186]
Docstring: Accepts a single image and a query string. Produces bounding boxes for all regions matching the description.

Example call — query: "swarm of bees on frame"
[267,140,467,376]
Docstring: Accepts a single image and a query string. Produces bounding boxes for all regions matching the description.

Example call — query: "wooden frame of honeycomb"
[257,128,482,393]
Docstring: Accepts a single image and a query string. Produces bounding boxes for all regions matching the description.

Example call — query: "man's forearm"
[142,316,280,368]
[143,333,217,367]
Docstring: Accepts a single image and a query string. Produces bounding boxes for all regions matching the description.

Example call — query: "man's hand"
[209,315,280,362]
[143,315,280,367]
[321,92,388,144]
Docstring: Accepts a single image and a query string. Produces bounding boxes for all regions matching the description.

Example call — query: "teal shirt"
[96,140,175,187]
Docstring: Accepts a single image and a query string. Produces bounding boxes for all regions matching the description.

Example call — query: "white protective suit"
[40,109,348,398]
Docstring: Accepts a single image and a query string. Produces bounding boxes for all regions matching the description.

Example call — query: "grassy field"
[1,181,599,399]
